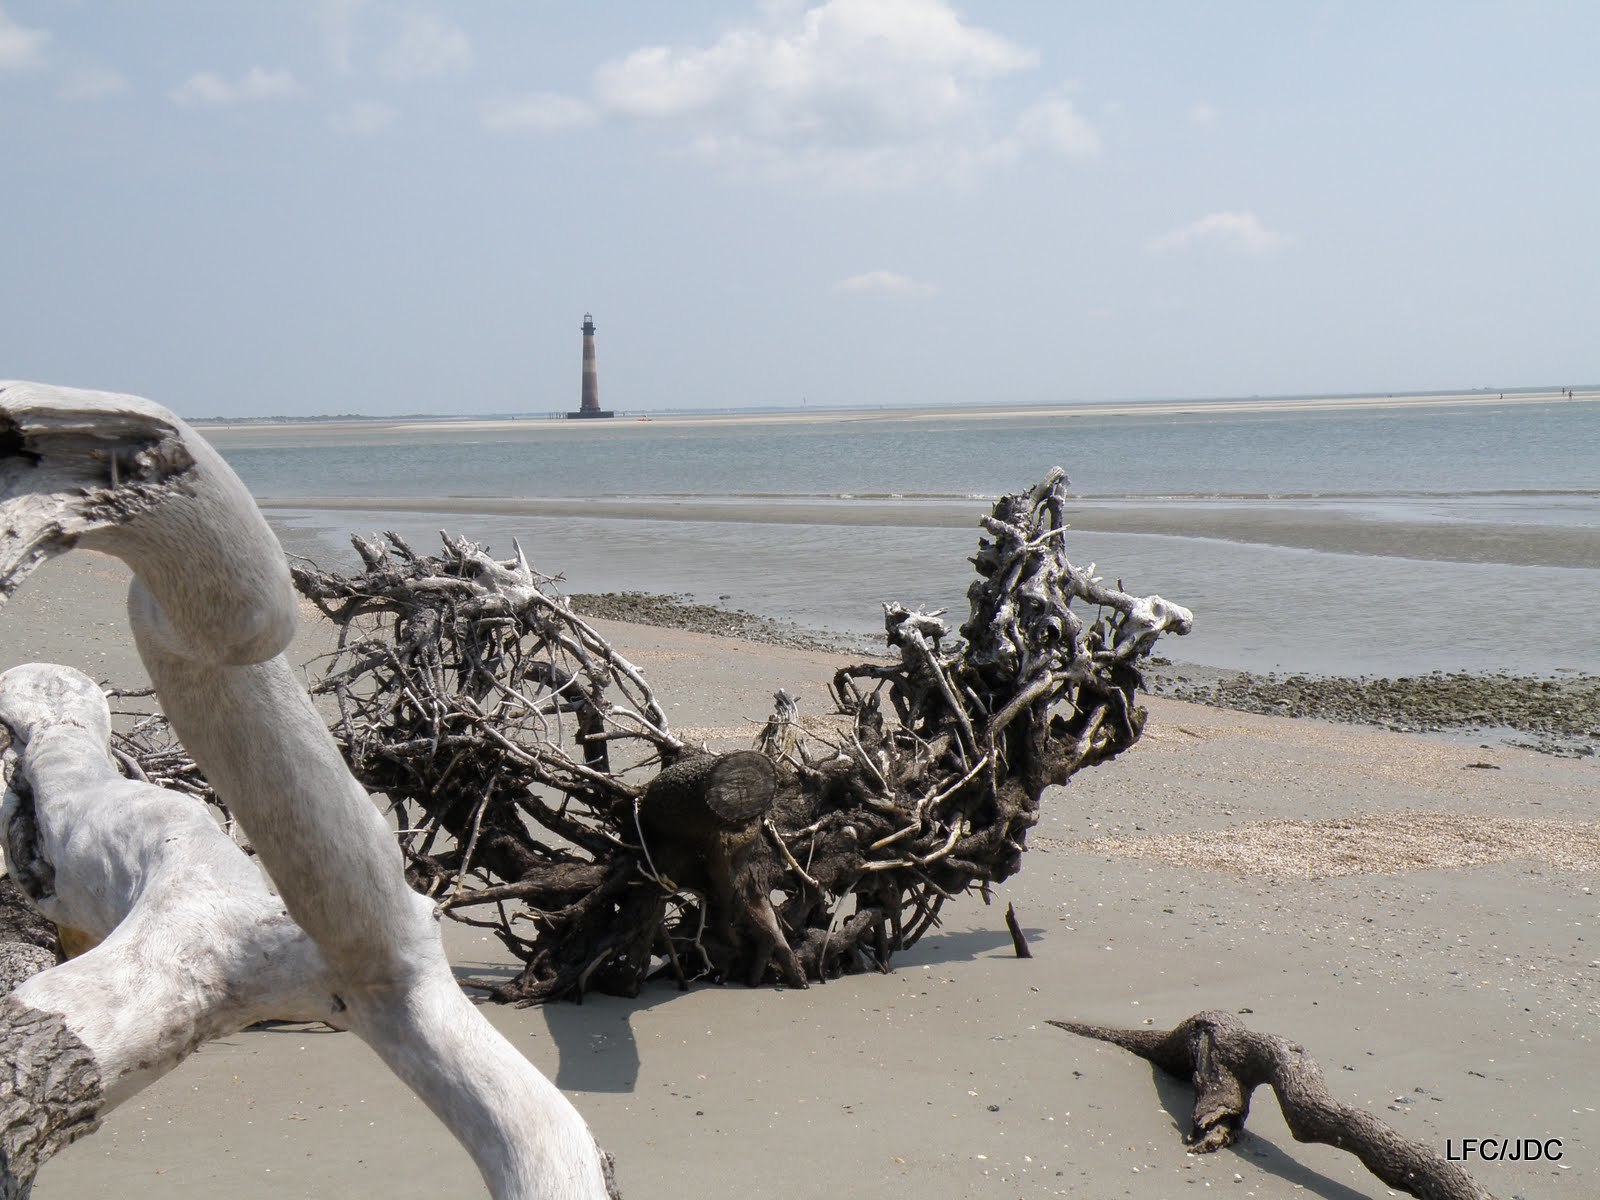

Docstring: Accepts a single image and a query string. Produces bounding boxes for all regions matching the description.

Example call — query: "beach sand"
[5,554,1595,1200]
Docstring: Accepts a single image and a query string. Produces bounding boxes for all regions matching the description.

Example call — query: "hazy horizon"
[4,2,1598,418]
[178,382,1598,425]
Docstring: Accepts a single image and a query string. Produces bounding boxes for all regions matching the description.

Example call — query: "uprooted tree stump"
[1050,1011,1494,1200]
[118,468,1192,1003]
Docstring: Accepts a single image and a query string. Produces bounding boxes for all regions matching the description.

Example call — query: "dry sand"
[3,554,1596,1200]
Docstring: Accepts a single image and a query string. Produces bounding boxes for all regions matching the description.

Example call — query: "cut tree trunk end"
[1049,1010,1494,1200]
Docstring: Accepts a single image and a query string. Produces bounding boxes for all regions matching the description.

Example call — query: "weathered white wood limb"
[134,647,615,1197]
[0,382,293,665]
[0,659,335,1197]
[0,382,616,1199]
[2,663,338,1107]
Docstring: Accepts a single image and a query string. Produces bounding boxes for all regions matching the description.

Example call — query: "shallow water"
[221,398,1600,678]
[218,399,1600,502]
[266,508,1596,678]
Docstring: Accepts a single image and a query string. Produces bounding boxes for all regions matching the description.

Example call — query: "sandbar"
[193,389,1600,448]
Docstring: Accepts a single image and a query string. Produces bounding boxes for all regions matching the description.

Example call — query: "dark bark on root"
[1049,1011,1494,1200]
[118,471,1191,1003]
[0,880,61,963]
[2,826,67,995]
[0,998,103,1199]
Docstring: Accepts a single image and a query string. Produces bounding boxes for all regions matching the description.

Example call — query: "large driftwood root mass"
[274,467,1193,1002]
[0,381,618,1199]
[1050,1011,1493,1200]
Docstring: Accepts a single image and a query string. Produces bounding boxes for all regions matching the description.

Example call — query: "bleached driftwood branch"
[0,381,618,1199]
[1,663,338,1154]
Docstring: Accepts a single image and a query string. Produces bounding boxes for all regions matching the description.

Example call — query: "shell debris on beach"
[1082,811,1600,877]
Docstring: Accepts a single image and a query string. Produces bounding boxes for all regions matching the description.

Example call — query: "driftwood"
[1050,1011,1494,1200]
[248,467,1195,1003]
[0,878,60,993]
[0,381,618,1199]
[0,380,1498,1200]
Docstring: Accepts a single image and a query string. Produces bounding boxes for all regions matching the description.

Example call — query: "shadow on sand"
[454,922,1035,1095]
[1148,1065,1378,1200]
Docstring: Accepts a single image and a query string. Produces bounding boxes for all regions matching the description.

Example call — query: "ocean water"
[206,399,1600,678]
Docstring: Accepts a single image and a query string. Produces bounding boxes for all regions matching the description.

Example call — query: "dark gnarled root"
[1049,1011,1494,1200]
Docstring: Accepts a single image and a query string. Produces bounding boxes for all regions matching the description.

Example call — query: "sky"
[2,1,1597,418]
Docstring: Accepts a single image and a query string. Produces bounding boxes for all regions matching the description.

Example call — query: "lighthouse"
[569,312,614,419]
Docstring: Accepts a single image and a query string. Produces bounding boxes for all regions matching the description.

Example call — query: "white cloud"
[380,11,472,80]
[993,96,1099,161]
[586,0,1085,186]
[1189,102,1217,127]
[1146,211,1292,255]
[170,66,302,107]
[328,99,397,134]
[59,65,128,101]
[482,92,596,133]
[0,4,49,73]
[597,0,1034,120]
[319,0,367,74]
[834,269,937,295]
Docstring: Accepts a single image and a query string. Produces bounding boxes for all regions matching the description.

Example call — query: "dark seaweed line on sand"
[568,592,876,656]
[571,591,1598,758]
[1148,665,1599,758]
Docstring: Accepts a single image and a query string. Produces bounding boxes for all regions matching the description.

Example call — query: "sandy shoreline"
[4,554,1597,1199]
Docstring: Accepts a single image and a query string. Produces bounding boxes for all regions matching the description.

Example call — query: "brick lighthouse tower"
[569,312,614,419]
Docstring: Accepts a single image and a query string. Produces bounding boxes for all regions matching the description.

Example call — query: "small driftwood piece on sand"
[1049,1011,1493,1200]
[0,382,619,1199]
[268,466,1193,1002]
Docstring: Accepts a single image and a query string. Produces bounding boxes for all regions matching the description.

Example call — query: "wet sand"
[258,494,1600,570]
[4,555,1596,1200]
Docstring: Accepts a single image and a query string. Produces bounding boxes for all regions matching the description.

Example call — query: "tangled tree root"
[126,469,1191,1003]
